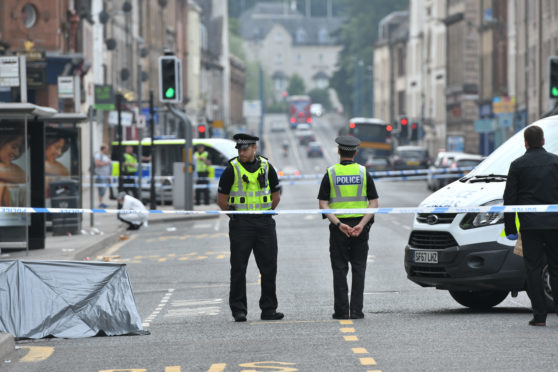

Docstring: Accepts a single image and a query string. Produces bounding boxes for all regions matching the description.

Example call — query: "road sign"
[57,76,75,98]
[108,110,133,126]
[0,56,20,87]
[137,115,146,128]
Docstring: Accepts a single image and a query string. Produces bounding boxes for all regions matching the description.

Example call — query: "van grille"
[410,266,449,278]
[409,231,458,249]
[416,213,457,224]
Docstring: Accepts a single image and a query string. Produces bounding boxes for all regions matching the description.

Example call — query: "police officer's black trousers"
[521,230,558,321]
[228,216,278,316]
[195,171,210,205]
[329,221,370,316]
[122,172,138,198]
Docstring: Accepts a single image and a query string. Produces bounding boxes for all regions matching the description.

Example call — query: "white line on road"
[143,288,175,328]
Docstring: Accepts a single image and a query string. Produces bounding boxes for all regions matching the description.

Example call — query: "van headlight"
[460,199,504,229]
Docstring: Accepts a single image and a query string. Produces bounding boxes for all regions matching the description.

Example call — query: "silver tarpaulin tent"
[0,260,144,339]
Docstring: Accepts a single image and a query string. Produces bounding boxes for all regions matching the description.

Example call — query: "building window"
[21,3,38,29]
[397,47,405,77]
[319,54,323,62]
[276,54,282,64]
[296,54,301,63]
[296,28,306,43]
[316,78,328,89]
[318,28,328,43]
[200,24,208,51]
[275,33,282,43]
[274,78,285,90]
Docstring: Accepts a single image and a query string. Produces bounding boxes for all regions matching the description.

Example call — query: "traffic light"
[399,116,408,139]
[411,122,419,141]
[158,56,182,103]
[197,123,207,138]
[550,57,558,98]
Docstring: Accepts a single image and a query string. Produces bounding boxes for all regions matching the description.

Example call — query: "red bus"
[288,95,312,128]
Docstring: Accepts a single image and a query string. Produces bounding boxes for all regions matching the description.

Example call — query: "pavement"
[0,187,220,362]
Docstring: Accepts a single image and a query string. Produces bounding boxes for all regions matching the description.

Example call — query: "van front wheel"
[449,290,509,309]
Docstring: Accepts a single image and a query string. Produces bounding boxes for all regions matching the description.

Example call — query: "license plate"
[407,161,420,166]
[413,251,438,264]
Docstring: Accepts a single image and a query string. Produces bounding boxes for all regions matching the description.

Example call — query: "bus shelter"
[0,104,86,251]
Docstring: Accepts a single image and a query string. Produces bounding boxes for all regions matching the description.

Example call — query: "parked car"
[389,146,430,170]
[277,165,300,177]
[426,151,484,191]
[405,116,558,310]
[306,141,323,158]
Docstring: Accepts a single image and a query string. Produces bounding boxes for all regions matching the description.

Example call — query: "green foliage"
[307,88,332,110]
[330,0,408,117]
[267,101,289,113]
[287,74,306,96]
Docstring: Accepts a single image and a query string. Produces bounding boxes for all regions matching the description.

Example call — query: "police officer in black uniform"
[318,136,379,320]
[217,133,284,322]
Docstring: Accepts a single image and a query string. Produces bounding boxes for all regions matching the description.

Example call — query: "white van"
[405,116,558,310]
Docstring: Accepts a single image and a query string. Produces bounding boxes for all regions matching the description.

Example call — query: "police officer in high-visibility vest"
[318,136,379,320]
[122,146,139,198]
[217,133,283,322]
[194,144,211,205]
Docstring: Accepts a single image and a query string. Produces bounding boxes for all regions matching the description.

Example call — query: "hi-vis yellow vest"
[123,153,138,173]
[228,156,272,211]
[196,151,209,173]
[328,163,368,218]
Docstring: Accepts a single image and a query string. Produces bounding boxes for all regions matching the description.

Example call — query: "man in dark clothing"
[318,135,379,320]
[504,125,558,326]
[217,133,284,322]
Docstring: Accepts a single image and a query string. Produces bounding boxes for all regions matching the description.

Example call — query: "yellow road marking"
[165,367,181,372]
[344,335,358,341]
[216,255,226,259]
[168,253,176,257]
[207,364,226,372]
[340,327,355,333]
[179,257,190,261]
[360,357,377,366]
[19,346,54,362]
[239,361,297,371]
[134,255,143,259]
[131,260,142,264]
[101,235,137,257]
[99,369,146,372]
[339,320,353,325]
[352,348,368,354]
[158,258,167,262]
[367,370,382,372]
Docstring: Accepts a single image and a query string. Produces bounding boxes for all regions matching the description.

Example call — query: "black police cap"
[233,133,259,149]
[335,135,360,151]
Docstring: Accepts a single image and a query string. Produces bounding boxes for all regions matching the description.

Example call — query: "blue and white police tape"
[1,204,555,215]
[277,167,474,181]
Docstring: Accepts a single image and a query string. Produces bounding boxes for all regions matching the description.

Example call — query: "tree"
[330,0,408,117]
[287,74,306,96]
[307,88,332,110]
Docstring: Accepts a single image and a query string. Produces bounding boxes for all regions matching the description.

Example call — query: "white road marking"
[143,288,175,328]
[193,223,212,229]
[214,218,221,231]
[164,298,224,318]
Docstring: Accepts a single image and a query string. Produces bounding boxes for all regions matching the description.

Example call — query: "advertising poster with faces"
[45,126,79,206]
[0,121,28,227]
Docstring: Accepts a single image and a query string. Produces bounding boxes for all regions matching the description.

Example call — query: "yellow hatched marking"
[360,357,377,366]
[99,370,146,372]
[352,348,368,354]
[340,327,355,333]
[186,252,198,256]
[196,234,208,239]
[344,335,358,341]
[179,257,190,261]
[216,255,226,259]
[134,255,143,259]
[207,364,227,372]
[195,256,208,260]
[165,367,181,372]
[158,258,167,262]
[339,320,353,325]
[168,253,176,257]
[131,260,142,264]
[148,255,160,258]
[239,361,297,371]
[19,346,54,362]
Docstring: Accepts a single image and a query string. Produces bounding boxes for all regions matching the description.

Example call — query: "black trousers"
[329,220,370,316]
[122,172,138,198]
[521,230,558,321]
[195,171,210,205]
[229,216,278,315]
[117,215,141,230]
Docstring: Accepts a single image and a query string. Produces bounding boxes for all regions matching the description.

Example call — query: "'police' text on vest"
[335,175,361,185]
